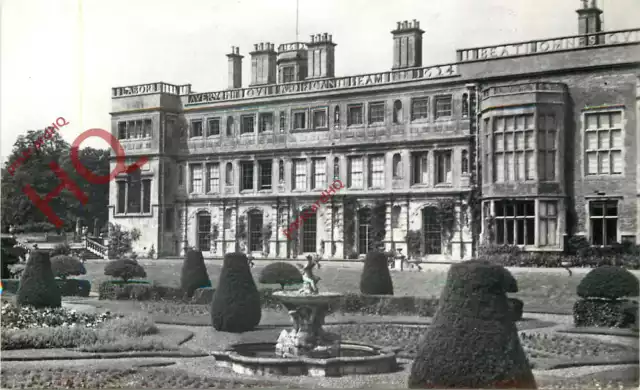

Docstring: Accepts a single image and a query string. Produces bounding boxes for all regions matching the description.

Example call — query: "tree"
[16,250,62,308]
[360,251,394,295]
[259,262,303,289]
[108,223,141,258]
[408,260,535,389]
[104,259,146,283]
[211,252,261,333]
[1,237,22,279]
[51,255,86,280]
[181,249,212,297]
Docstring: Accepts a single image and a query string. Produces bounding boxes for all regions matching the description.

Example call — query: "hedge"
[2,279,20,294]
[573,299,638,328]
[479,248,640,270]
[98,281,185,301]
[56,279,91,297]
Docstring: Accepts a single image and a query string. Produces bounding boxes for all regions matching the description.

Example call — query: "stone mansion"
[109,2,640,260]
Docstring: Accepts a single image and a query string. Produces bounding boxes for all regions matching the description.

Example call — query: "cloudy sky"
[1,0,638,162]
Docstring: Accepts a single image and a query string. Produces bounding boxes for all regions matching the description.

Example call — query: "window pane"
[610,130,622,148]
[505,152,514,181]
[586,152,598,174]
[598,131,610,149]
[117,181,126,213]
[539,219,547,246]
[526,151,535,180]
[515,115,525,130]
[610,151,622,174]
[610,112,622,127]
[586,114,597,129]
[505,133,514,151]
[606,201,618,217]
[142,180,151,213]
[516,219,525,245]
[496,220,505,245]
[546,115,556,130]
[605,219,617,245]
[494,134,504,151]
[495,154,505,182]
[598,153,609,174]
[313,110,327,128]
[546,151,555,180]
[586,132,597,150]
[546,131,556,150]
[411,98,429,120]
[514,132,524,150]
[525,115,534,129]
[506,220,514,244]
[599,113,610,128]
[516,152,525,180]
[506,117,514,130]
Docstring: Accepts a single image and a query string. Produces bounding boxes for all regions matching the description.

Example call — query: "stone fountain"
[210,256,398,377]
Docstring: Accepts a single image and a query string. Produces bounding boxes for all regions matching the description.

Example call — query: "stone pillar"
[384,200,392,251]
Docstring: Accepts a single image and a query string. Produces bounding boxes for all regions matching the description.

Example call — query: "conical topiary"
[181,249,212,297]
[210,252,261,333]
[408,260,536,389]
[16,250,62,308]
[360,251,394,295]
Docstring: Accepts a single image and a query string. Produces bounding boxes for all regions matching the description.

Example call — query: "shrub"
[1,279,20,294]
[104,259,146,283]
[408,260,535,389]
[258,262,303,289]
[360,251,394,295]
[16,250,62,309]
[577,266,639,299]
[210,252,261,333]
[107,223,141,259]
[51,255,86,280]
[50,242,72,257]
[98,281,183,301]
[180,249,212,297]
[573,299,638,328]
[56,279,91,297]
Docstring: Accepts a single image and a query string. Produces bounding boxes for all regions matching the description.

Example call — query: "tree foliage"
[51,255,86,279]
[1,237,22,278]
[259,262,303,289]
[108,223,141,258]
[104,259,146,282]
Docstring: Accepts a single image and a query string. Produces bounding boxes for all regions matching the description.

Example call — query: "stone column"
[384,200,392,252]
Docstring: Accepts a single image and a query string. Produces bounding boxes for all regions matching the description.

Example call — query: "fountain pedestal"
[273,292,342,358]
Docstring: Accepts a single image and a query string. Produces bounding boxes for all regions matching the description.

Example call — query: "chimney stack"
[249,42,277,85]
[391,19,424,70]
[306,32,337,79]
[577,0,603,46]
[226,46,243,89]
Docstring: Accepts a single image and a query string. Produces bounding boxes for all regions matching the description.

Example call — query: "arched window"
[225,162,233,185]
[391,206,401,229]
[392,153,402,179]
[197,212,211,251]
[461,150,469,174]
[226,116,234,136]
[334,105,340,128]
[333,157,340,179]
[393,100,403,124]
[279,159,285,183]
[462,94,469,118]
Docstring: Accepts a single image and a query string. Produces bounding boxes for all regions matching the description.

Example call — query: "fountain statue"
[274,255,342,358]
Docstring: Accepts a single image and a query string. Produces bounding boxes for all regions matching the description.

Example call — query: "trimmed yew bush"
[104,259,146,283]
[577,266,639,299]
[360,251,394,295]
[408,260,536,389]
[258,262,302,289]
[180,249,212,297]
[210,252,261,333]
[51,255,86,280]
[16,250,62,309]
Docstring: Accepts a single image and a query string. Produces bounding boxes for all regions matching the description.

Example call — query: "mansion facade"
[109,3,640,260]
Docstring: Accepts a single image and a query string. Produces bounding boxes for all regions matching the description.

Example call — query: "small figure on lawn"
[297,255,321,294]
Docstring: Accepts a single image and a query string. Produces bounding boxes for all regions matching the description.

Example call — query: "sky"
[1,0,639,163]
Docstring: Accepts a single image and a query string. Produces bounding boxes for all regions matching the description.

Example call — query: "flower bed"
[1,299,119,330]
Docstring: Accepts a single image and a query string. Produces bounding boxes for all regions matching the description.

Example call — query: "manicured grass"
[83,261,600,314]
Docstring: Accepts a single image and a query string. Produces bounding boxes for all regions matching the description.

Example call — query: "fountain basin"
[210,342,398,377]
[271,291,343,306]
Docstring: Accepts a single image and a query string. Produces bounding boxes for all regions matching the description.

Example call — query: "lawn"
[82,260,595,314]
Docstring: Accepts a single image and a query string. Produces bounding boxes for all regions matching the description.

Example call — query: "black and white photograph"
[1,0,639,388]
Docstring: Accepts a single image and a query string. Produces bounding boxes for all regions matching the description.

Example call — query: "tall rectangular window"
[312,109,327,129]
[411,97,429,121]
[142,180,151,213]
[279,112,287,132]
[206,163,220,193]
[207,118,220,136]
[293,160,307,190]
[411,152,429,185]
[434,150,452,184]
[191,120,203,137]
[293,111,307,130]
[116,181,126,213]
[539,201,558,247]
[127,170,142,213]
[259,160,272,190]
[368,155,384,188]
[259,113,273,133]
[240,161,254,191]
[538,115,557,181]
[178,164,185,186]
[369,102,385,124]
[590,200,618,245]
[190,164,203,193]
[241,115,255,134]
[585,111,623,175]
[347,156,364,188]
[118,122,127,139]
[143,119,152,137]
[493,114,535,182]
[347,104,363,126]
[282,66,295,83]
[435,96,453,119]
[494,200,535,246]
[311,158,326,189]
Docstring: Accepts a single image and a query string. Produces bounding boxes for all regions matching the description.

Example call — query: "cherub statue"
[297,255,321,294]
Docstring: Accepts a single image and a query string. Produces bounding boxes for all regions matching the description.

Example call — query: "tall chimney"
[576,0,603,46]
[227,46,243,89]
[249,42,277,86]
[306,32,337,79]
[391,19,424,70]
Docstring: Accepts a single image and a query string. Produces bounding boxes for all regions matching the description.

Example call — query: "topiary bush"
[576,266,639,299]
[50,242,72,257]
[103,259,146,283]
[180,249,212,297]
[360,251,394,295]
[51,255,86,280]
[408,260,536,389]
[210,252,261,333]
[16,250,62,309]
[258,262,303,289]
